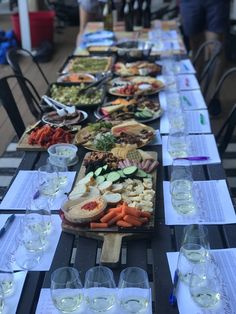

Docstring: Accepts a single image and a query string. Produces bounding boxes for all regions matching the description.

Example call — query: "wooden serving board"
[17,127,79,151]
[62,220,150,267]
[62,151,157,233]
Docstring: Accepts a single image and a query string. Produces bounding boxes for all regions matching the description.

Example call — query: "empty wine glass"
[189,254,222,309]
[84,266,116,313]
[38,164,60,196]
[170,159,196,214]
[118,267,150,314]
[0,284,4,314]
[51,267,83,313]
[177,243,208,285]
[182,224,210,250]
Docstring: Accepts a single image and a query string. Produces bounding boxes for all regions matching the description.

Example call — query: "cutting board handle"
[100,233,126,267]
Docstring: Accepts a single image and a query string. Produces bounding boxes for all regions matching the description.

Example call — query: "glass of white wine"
[182,224,210,250]
[118,267,150,314]
[84,266,116,313]
[20,212,48,253]
[38,164,60,196]
[189,255,222,309]
[170,159,196,215]
[14,231,42,270]
[0,284,4,314]
[177,243,208,285]
[29,198,52,235]
[51,267,83,313]
[0,260,14,296]
[167,130,189,159]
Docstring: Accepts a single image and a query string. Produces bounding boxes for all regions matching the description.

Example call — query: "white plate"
[42,110,88,127]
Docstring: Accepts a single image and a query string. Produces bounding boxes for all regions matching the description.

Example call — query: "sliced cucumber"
[122,166,138,176]
[102,165,108,172]
[117,170,126,178]
[85,171,94,179]
[135,169,148,178]
[106,171,121,183]
[95,175,106,185]
[94,167,104,177]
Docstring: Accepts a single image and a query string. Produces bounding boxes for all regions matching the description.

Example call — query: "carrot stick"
[123,215,142,227]
[140,211,152,219]
[139,217,149,224]
[90,222,108,229]
[116,220,133,228]
[100,211,117,223]
[107,213,124,226]
[108,206,122,213]
[124,206,141,217]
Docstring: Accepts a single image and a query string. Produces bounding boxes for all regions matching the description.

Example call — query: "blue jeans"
[179,0,230,37]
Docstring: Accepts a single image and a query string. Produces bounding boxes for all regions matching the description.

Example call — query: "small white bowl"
[47,143,78,166]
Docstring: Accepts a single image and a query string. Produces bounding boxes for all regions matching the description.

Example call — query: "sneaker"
[208,98,222,117]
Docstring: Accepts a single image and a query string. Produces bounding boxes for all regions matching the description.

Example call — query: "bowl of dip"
[48,143,78,166]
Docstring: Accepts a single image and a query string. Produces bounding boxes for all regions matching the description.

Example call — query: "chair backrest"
[6,47,49,85]
[192,40,222,96]
[216,104,236,156]
[0,75,42,138]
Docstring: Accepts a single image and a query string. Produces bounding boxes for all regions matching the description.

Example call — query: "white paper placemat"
[36,288,153,314]
[0,170,76,210]
[0,214,62,271]
[163,180,236,225]
[161,134,221,166]
[177,74,200,91]
[160,110,211,134]
[167,249,236,314]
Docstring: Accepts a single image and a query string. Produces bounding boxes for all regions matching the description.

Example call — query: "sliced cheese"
[101,104,124,115]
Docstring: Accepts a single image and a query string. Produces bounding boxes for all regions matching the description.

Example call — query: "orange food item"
[124,206,141,218]
[116,220,133,228]
[100,211,117,223]
[28,125,72,148]
[140,211,152,219]
[123,215,142,227]
[90,222,108,229]
[107,213,124,226]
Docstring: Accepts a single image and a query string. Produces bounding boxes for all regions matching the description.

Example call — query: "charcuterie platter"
[108,76,165,96]
[75,120,155,151]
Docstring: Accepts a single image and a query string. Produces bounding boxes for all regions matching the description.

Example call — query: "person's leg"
[179,0,205,58]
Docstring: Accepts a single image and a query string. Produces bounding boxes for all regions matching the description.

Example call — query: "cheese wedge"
[101,104,124,115]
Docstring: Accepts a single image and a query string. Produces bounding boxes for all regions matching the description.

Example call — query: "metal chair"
[0,75,43,138]
[192,40,222,97]
[6,47,49,85]
[216,104,236,156]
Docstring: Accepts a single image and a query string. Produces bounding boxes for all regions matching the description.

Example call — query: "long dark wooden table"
[4,106,232,314]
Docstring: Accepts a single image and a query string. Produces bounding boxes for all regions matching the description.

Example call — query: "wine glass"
[47,157,68,187]
[20,212,48,253]
[170,159,196,214]
[13,231,42,270]
[0,284,4,314]
[51,267,83,313]
[177,243,208,285]
[167,130,189,159]
[189,254,222,309]
[118,267,150,314]
[84,266,116,312]
[38,164,60,196]
[29,198,52,235]
[0,260,14,296]
[182,224,210,250]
